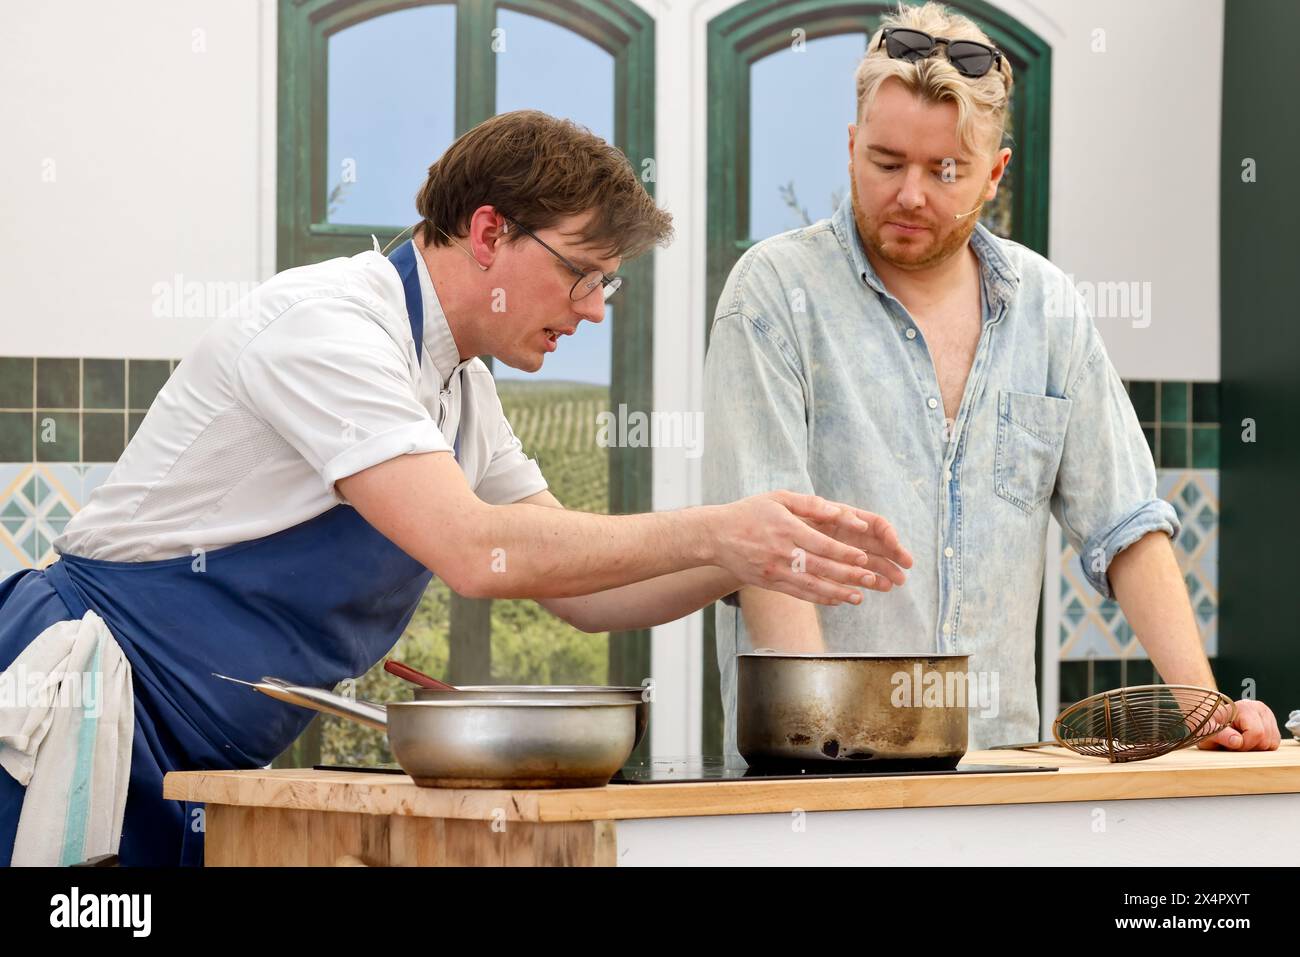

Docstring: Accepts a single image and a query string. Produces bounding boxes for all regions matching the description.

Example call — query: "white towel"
[0,610,133,866]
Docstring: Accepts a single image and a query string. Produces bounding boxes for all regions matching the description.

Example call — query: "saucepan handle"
[212,673,388,731]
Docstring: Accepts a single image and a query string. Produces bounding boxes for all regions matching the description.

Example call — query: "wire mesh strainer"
[993,684,1237,763]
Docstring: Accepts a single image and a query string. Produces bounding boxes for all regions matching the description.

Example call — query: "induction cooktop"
[313,756,1057,785]
[608,755,1058,784]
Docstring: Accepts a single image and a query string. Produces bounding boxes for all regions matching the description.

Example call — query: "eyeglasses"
[502,216,622,302]
[877,28,1004,79]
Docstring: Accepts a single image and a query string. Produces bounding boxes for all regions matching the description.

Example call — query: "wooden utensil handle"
[384,659,456,691]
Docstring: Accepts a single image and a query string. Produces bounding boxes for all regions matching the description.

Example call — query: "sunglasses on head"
[877,27,1004,79]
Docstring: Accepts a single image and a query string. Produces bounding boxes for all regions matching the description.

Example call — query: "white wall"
[0,0,1224,756]
[0,0,277,359]
[1035,0,1222,381]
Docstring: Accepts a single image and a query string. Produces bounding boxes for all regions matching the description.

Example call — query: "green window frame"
[276,0,658,759]
[702,0,1052,754]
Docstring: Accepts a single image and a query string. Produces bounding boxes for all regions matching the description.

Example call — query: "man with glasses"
[703,2,1280,762]
[0,108,914,865]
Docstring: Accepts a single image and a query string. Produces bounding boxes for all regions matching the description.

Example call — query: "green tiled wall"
[1124,379,1220,469]
[1059,658,1163,708]
[0,358,178,463]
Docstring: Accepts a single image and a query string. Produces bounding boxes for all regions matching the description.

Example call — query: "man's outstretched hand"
[708,491,913,606]
[781,493,913,592]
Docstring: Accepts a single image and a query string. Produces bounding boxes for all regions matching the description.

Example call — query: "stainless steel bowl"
[413,685,650,750]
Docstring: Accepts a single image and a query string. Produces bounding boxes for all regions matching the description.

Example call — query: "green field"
[320,380,614,765]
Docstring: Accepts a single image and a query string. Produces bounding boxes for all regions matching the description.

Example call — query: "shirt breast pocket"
[994,390,1073,514]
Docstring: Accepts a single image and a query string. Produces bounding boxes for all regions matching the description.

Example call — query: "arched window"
[277,0,657,766]
[702,0,1051,753]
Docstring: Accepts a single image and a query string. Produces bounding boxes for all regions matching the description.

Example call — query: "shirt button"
[942,621,952,635]
[905,328,917,340]
[944,546,954,558]
[944,469,953,482]
[927,397,938,409]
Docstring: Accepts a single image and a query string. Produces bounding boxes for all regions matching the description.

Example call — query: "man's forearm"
[337,451,881,607]
[739,586,825,651]
[543,572,832,642]
[1109,531,1216,689]
[467,501,717,599]
[543,566,741,633]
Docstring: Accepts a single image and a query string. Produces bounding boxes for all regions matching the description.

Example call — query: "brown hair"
[414,109,673,260]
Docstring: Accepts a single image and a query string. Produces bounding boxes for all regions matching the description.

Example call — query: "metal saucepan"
[380,663,649,750]
[214,674,638,788]
[413,686,649,750]
[737,652,971,770]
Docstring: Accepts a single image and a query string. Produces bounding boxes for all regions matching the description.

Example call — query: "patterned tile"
[1060,468,1218,660]
[0,352,176,578]
[0,463,102,576]
[0,464,33,578]
[44,463,86,501]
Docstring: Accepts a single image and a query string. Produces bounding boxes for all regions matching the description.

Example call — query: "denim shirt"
[703,196,1179,760]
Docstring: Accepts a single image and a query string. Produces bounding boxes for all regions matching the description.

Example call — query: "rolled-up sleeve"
[474,383,548,505]
[235,298,453,488]
[1050,315,1180,599]
[704,308,815,605]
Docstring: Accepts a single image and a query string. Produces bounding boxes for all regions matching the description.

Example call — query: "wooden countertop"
[164,740,1300,823]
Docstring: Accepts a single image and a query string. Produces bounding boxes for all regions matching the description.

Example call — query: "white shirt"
[56,243,547,562]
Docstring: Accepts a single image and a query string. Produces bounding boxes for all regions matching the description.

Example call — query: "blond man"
[704,2,1279,759]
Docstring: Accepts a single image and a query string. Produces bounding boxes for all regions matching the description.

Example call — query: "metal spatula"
[992,684,1236,763]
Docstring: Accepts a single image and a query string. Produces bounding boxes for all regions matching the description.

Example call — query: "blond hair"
[855,2,1013,158]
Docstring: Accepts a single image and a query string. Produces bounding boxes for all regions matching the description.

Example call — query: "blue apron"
[0,240,450,866]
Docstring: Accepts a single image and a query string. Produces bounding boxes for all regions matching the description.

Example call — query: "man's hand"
[1196,698,1282,751]
[707,490,912,606]
[784,496,913,592]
